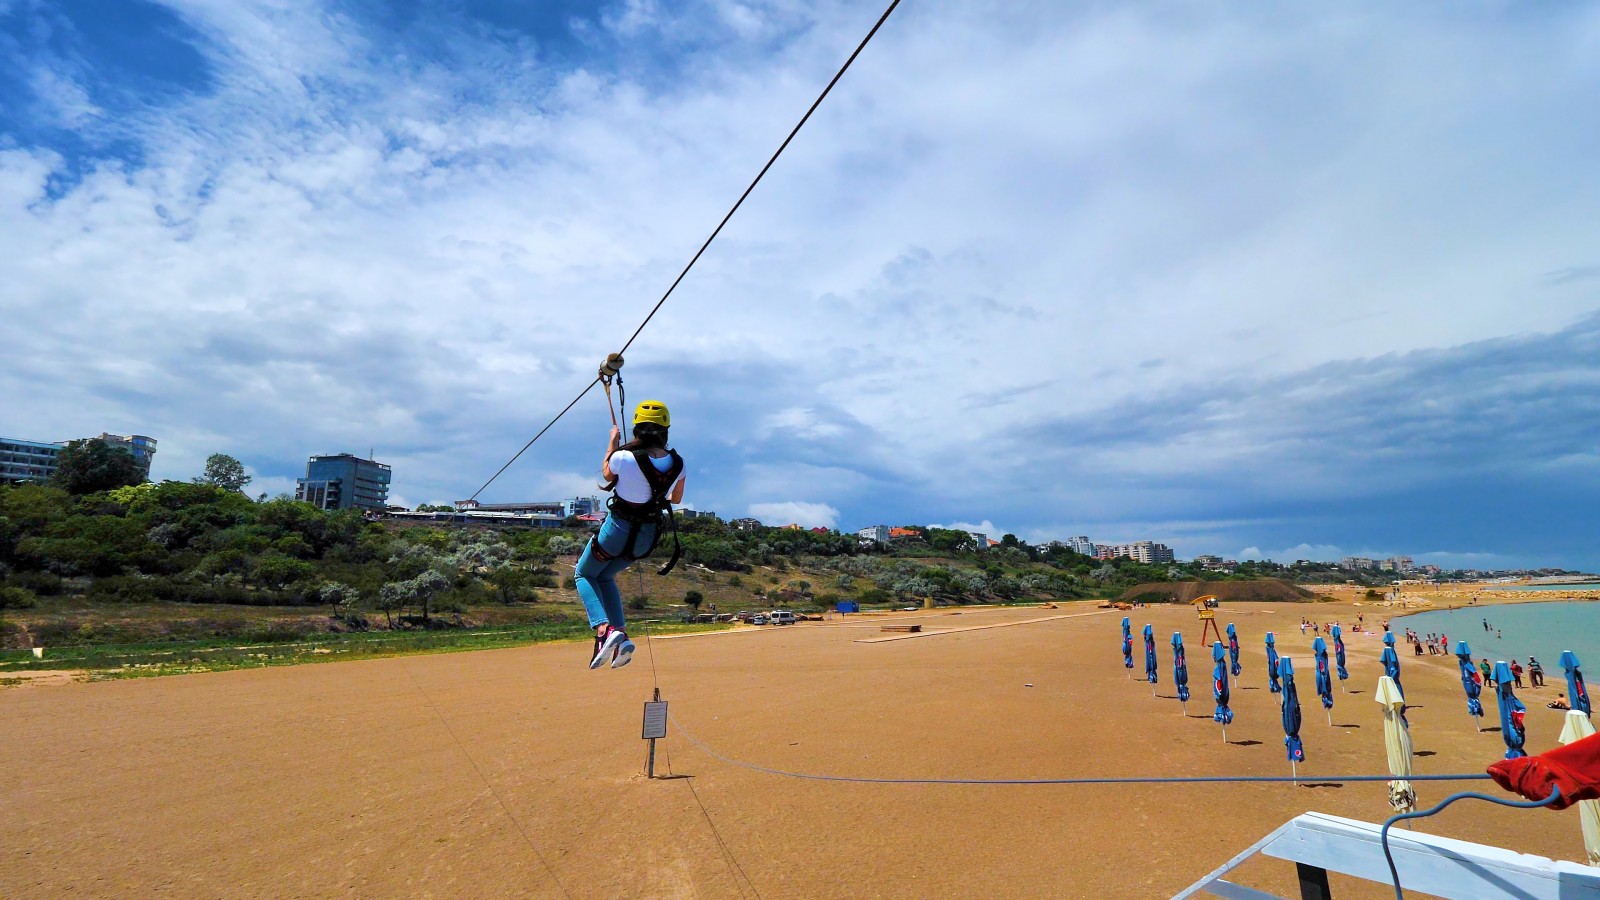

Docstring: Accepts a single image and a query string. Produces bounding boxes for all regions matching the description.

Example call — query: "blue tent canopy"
[1332,624,1348,683]
[1561,650,1591,717]
[1212,641,1233,725]
[1493,660,1527,760]
[1173,632,1190,703]
[1313,637,1334,712]
[1455,641,1484,720]
[1265,632,1281,694]
[1226,623,1242,678]
[1144,624,1158,685]
[1280,657,1304,764]
[1122,617,1133,670]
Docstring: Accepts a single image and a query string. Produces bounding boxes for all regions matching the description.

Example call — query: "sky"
[2,1,1597,570]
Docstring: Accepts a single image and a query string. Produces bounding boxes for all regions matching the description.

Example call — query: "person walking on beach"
[1511,660,1525,689]
[575,400,686,671]
[1530,657,1545,688]
[1480,658,1493,686]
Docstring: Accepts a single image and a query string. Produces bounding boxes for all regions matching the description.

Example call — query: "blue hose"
[1379,785,1562,900]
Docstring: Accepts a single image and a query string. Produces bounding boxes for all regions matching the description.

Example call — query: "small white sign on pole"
[642,701,669,740]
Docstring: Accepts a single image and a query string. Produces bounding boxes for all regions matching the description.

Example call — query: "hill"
[1117,579,1315,604]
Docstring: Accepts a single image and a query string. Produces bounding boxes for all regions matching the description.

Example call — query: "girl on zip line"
[576,399,685,670]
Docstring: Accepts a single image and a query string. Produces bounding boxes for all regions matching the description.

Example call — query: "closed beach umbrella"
[1173,632,1191,710]
[1122,617,1134,677]
[1332,625,1349,687]
[1381,641,1403,698]
[1266,632,1282,695]
[1562,650,1592,717]
[1559,710,1600,866]
[1212,641,1233,741]
[1144,624,1158,693]
[1455,640,1484,730]
[1376,675,1417,815]
[1313,636,1334,724]
[1493,661,1527,760]
[1280,657,1305,779]
[1226,623,1242,678]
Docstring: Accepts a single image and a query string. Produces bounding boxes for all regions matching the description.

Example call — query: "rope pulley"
[598,353,625,384]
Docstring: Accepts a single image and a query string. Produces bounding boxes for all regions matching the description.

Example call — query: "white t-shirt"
[609,450,684,505]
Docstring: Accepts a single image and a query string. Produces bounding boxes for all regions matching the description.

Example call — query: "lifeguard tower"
[1194,594,1223,645]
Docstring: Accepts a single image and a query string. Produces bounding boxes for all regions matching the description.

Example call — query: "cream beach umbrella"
[1377,675,1416,815]
[1559,710,1600,866]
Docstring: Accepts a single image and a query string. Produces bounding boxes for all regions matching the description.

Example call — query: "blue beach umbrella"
[1313,636,1334,724]
[1381,641,1402,698]
[1226,623,1242,678]
[1265,632,1282,695]
[1280,657,1305,778]
[1561,650,1591,717]
[1173,632,1191,709]
[1212,641,1233,739]
[1121,617,1134,676]
[1493,661,1527,759]
[1144,624,1158,692]
[1332,625,1349,687]
[1455,641,1484,730]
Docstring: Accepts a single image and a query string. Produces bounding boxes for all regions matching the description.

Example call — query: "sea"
[1398,598,1600,675]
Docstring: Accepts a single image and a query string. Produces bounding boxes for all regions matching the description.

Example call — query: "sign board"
[642,701,669,740]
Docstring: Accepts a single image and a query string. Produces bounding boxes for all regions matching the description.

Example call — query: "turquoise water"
[1398,600,1600,678]
[1500,582,1600,592]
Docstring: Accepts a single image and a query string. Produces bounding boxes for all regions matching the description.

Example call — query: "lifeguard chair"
[1193,594,1223,644]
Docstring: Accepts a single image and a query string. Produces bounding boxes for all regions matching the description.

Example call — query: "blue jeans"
[574,514,657,630]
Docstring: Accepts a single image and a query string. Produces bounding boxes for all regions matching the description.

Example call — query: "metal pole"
[646,687,660,778]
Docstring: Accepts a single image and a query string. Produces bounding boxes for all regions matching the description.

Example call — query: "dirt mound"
[1117,579,1314,604]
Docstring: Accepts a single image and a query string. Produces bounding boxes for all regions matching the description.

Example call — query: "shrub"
[727,574,742,587]
[629,595,649,611]
[562,576,577,590]
[0,586,38,609]
[14,571,63,595]
[684,590,704,609]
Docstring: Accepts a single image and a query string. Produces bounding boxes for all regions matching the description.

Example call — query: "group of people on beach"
[1481,617,1503,639]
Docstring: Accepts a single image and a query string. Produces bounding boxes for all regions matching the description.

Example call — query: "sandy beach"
[1,599,1590,898]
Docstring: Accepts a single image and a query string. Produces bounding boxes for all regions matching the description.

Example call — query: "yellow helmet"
[633,400,670,428]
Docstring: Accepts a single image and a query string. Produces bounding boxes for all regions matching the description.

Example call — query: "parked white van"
[768,610,797,626]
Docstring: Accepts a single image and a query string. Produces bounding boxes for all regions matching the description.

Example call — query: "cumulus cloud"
[747,501,839,529]
[929,519,1012,540]
[1,2,1598,569]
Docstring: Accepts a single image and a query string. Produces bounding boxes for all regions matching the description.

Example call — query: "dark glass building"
[295,453,391,511]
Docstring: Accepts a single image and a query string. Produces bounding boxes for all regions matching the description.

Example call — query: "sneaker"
[610,632,635,669]
[590,626,625,670]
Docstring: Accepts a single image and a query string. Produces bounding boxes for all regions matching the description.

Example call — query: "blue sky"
[2,1,1598,570]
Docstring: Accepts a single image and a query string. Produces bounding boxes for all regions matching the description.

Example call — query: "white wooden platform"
[1174,811,1600,900]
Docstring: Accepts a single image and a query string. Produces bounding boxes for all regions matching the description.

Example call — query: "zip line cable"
[670,714,1492,787]
[465,0,904,503]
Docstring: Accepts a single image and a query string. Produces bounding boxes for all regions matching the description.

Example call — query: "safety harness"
[591,448,684,574]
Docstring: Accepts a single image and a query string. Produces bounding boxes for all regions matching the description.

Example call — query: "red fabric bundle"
[1487,730,1600,810]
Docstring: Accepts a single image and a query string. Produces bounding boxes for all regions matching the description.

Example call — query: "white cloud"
[2,3,1598,568]
[929,519,1012,539]
[747,501,839,528]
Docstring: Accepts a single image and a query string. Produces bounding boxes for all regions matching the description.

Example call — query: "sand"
[1,601,1590,898]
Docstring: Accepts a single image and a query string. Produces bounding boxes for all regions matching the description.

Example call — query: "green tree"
[490,566,534,604]
[684,589,704,610]
[49,439,145,494]
[194,454,251,492]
